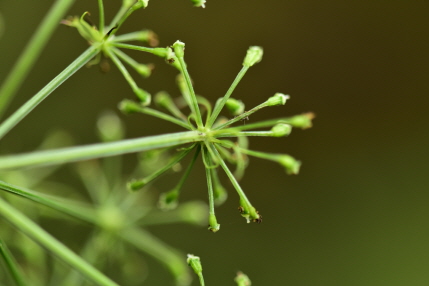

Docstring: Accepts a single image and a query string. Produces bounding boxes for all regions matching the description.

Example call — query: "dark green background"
[1,1,429,285]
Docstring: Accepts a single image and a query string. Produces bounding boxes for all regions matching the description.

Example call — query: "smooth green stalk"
[177,60,204,128]
[106,49,150,105]
[187,254,205,286]
[119,99,192,130]
[158,146,201,210]
[214,101,268,131]
[0,180,96,224]
[0,197,118,286]
[207,66,249,128]
[0,131,204,170]
[128,146,194,191]
[112,48,152,77]
[111,42,169,57]
[208,144,259,221]
[97,0,105,35]
[0,46,99,141]
[120,228,191,286]
[202,147,220,232]
[227,113,315,132]
[211,167,228,206]
[0,238,27,286]
[155,91,187,121]
[0,0,75,119]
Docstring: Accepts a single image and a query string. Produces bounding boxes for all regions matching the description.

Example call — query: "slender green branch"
[0,238,27,286]
[110,42,169,57]
[0,197,118,286]
[0,131,203,170]
[202,145,220,232]
[97,0,105,35]
[0,46,100,141]
[0,0,75,119]
[0,180,96,224]
[119,228,191,286]
[207,66,249,127]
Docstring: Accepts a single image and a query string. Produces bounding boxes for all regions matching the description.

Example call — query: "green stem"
[119,227,190,286]
[0,0,75,119]
[135,106,193,130]
[207,66,249,128]
[0,180,96,224]
[0,46,99,141]
[0,238,27,286]
[97,0,105,35]
[214,101,267,130]
[0,131,204,170]
[0,197,118,286]
[176,57,204,129]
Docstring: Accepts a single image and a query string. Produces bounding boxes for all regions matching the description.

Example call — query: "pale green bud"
[271,123,292,137]
[243,46,263,67]
[187,254,203,274]
[154,91,174,108]
[135,63,153,78]
[172,40,185,58]
[266,93,289,106]
[118,99,142,114]
[286,112,315,129]
[133,87,151,106]
[208,214,220,232]
[191,0,206,8]
[97,111,125,142]
[158,189,179,210]
[235,271,252,286]
[226,98,245,116]
[278,155,301,175]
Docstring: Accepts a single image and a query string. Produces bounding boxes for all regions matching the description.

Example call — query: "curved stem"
[0,46,99,141]
[0,0,75,119]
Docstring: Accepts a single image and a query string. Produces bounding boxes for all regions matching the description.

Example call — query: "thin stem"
[105,49,140,93]
[202,147,216,218]
[214,101,268,130]
[214,131,275,138]
[128,145,194,191]
[0,197,118,286]
[111,42,169,57]
[0,0,75,119]
[208,144,253,208]
[97,0,105,34]
[0,131,204,170]
[176,57,204,129]
[0,238,27,286]
[0,180,96,224]
[0,46,100,141]
[207,66,249,128]
[135,106,193,130]
[119,228,190,286]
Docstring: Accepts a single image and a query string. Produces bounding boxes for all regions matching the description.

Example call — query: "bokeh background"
[1,1,429,285]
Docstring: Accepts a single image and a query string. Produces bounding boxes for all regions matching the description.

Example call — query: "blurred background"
[1,1,429,285]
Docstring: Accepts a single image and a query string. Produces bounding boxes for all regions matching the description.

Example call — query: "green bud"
[118,99,142,114]
[271,123,292,137]
[158,189,179,210]
[187,254,203,275]
[278,155,301,175]
[135,63,153,77]
[235,271,252,286]
[243,46,263,67]
[191,0,206,8]
[208,214,220,232]
[127,179,146,191]
[266,93,289,106]
[226,98,245,116]
[286,112,315,129]
[133,87,151,106]
[155,91,174,108]
[172,40,185,58]
[137,0,149,8]
[214,184,228,206]
[97,111,125,142]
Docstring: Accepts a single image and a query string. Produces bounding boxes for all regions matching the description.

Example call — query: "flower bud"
[187,254,203,275]
[235,271,252,286]
[271,123,292,137]
[191,0,206,8]
[266,93,289,106]
[208,214,220,232]
[158,189,179,210]
[243,46,263,67]
[97,111,125,142]
[278,155,301,175]
[286,112,315,129]
[133,87,151,106]
[154,91,174,108]
[135,63,153,78]
[226,98,245,116]
[118,99,142,114]
[172,40,185,58]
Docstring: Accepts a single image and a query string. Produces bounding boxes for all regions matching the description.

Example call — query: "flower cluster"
[62,0,314,232]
